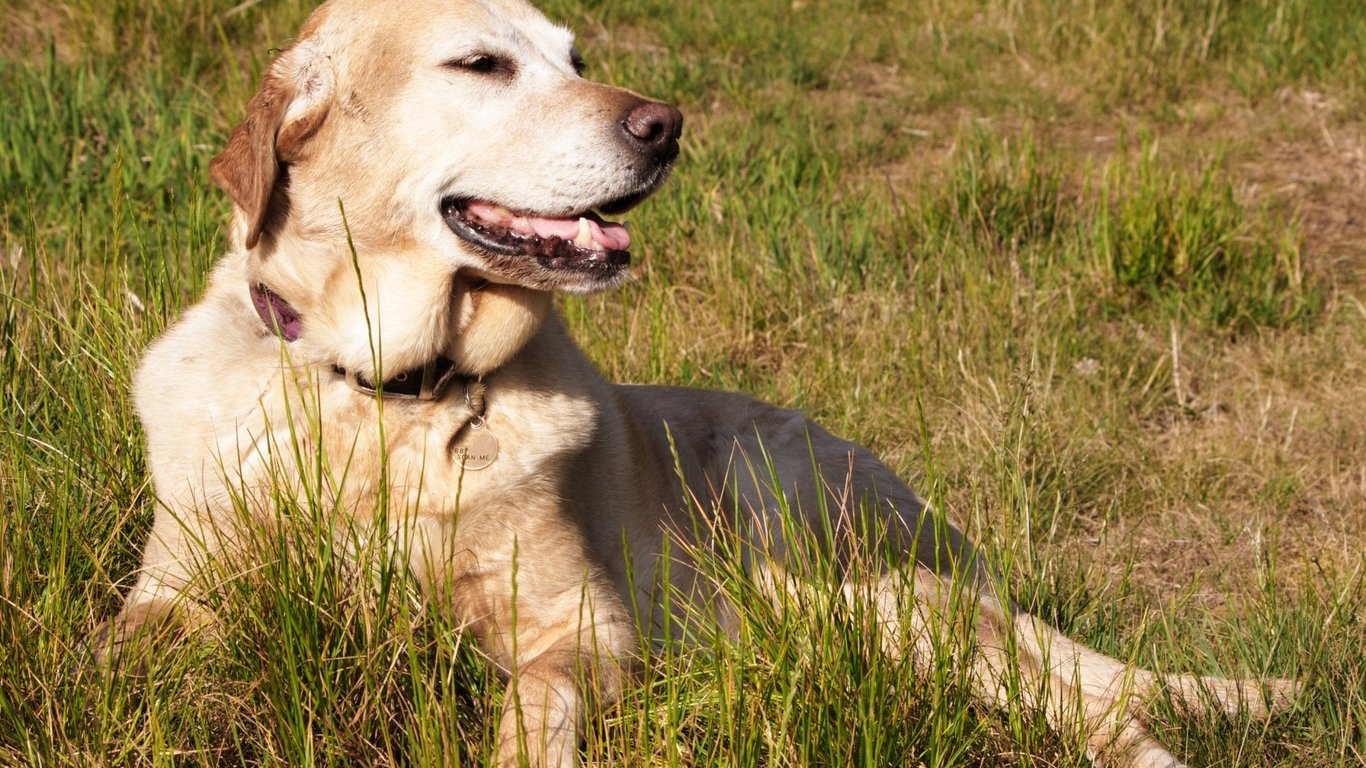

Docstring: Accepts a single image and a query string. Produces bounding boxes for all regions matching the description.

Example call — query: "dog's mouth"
[442,198,633,286]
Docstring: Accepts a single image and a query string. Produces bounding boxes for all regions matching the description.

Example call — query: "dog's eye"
[445,53,513,77]
[570,46,586,76]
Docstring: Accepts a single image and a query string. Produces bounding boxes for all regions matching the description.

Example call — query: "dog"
[102,0,1297,765]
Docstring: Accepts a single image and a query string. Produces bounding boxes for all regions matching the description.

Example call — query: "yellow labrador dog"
[105,0,1295,765]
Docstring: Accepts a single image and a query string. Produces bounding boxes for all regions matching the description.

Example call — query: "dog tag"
[454,423,499,471]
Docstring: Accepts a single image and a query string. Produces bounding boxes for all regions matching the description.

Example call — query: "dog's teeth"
[575,217,600,249]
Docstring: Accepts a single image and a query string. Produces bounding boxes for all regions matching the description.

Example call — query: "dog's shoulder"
[134,254,290,476]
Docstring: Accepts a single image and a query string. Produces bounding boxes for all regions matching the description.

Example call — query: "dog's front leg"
[411,519,637,768]
[92,504,222,662]
[495,647,604,768]
[490,575,637,768]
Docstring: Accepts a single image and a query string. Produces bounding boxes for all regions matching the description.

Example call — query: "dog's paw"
[82,599,185,675]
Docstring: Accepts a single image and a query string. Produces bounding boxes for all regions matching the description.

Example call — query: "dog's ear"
[210,43,333,249]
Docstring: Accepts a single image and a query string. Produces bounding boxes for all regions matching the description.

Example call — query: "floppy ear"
[210,43,332,249]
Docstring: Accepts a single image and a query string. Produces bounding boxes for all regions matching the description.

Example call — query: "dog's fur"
[105,0,1295,765]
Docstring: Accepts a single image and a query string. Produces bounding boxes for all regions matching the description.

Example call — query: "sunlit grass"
[3,0,1365,765]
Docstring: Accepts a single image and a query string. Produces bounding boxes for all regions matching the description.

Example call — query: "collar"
[333,358,462,400]
[250,282,466,402]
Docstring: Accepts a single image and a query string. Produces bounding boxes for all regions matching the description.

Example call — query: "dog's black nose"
[620,101,683,158]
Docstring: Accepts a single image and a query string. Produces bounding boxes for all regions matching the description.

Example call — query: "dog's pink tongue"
[466,201,631,251]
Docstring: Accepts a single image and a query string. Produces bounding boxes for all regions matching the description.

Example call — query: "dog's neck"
[250,280,468,400]
[244,238,554,385]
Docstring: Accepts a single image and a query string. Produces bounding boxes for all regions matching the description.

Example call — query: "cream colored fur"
[104,1,1296,766]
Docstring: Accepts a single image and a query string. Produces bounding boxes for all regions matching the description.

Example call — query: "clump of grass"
[911,131,1318,335]
[915,131,1069,258]
[1092,142,1317,332]
[199,504,495,766]
[1223,0,1366,97]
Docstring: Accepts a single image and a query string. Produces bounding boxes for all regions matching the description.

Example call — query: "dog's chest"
[210,364,598,527]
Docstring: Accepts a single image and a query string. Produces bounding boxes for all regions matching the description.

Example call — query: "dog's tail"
[757,563,1297,768]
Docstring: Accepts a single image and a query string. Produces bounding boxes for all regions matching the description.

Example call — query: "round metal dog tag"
[455,426,499,471]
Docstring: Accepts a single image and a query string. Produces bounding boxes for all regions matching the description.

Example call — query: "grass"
[3,0,1366,765]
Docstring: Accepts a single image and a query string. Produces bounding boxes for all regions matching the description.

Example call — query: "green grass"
[4,0,1366,765]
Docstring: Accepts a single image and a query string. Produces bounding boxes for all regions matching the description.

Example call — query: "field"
[2,0,1365,765]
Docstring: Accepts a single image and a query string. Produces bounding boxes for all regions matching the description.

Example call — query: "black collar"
[250,282,466,402]
[333,358,462,400]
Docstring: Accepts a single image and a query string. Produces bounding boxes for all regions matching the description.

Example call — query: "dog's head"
[210,0,681,375]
